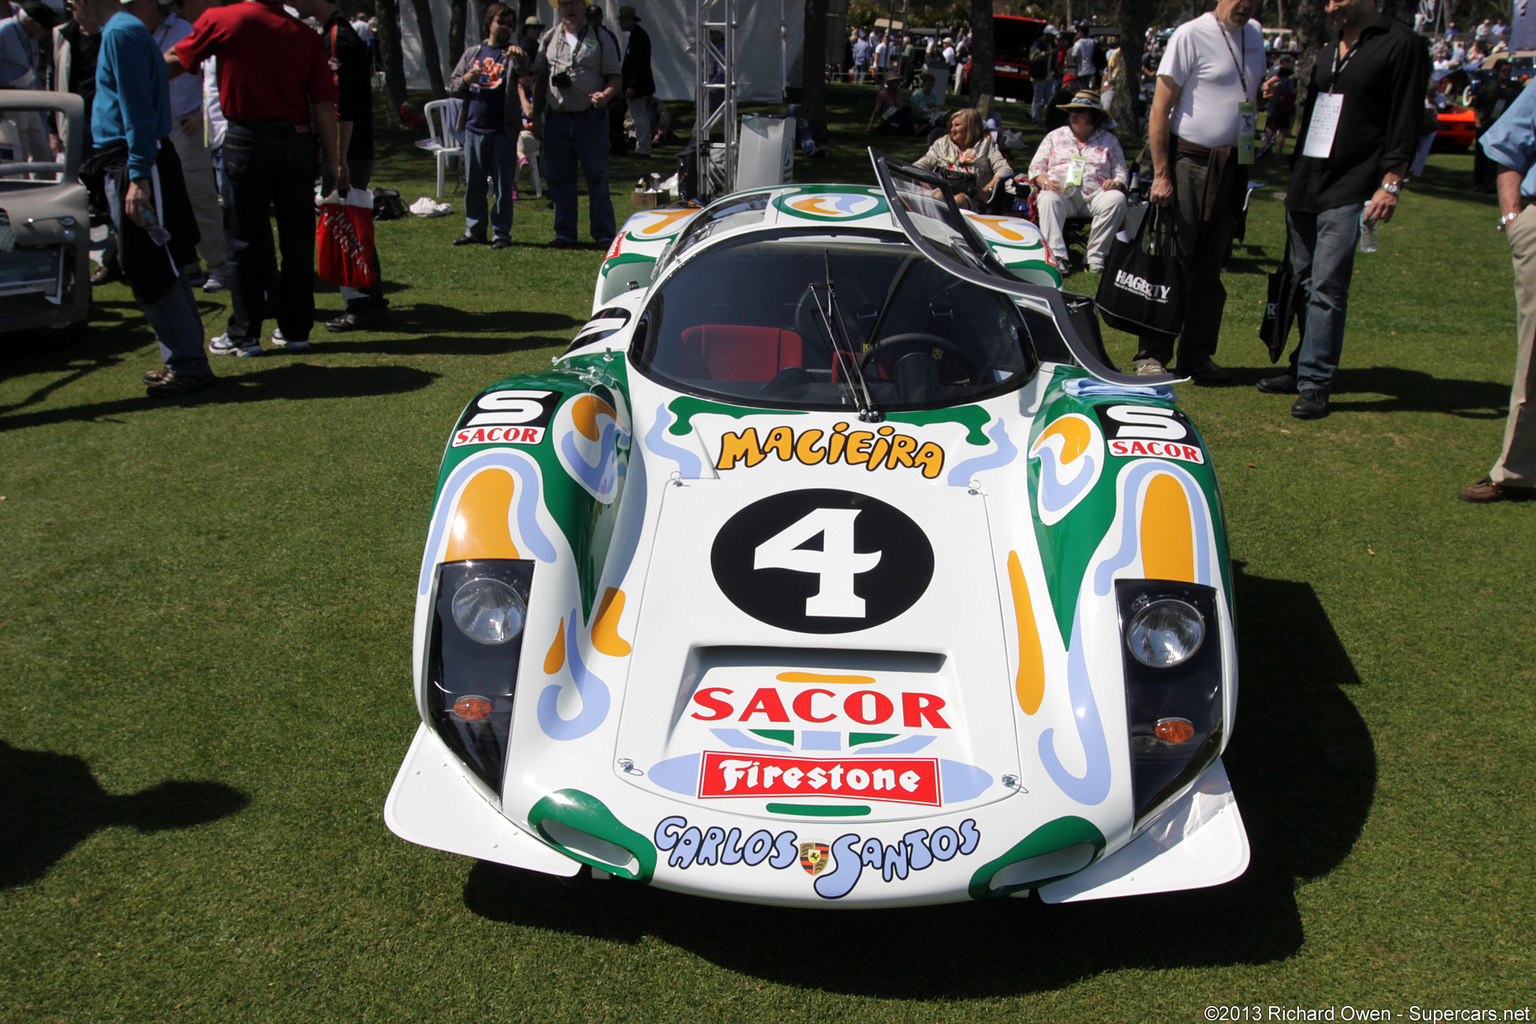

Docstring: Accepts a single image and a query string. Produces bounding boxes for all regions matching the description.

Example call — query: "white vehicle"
[385,153,1248,907]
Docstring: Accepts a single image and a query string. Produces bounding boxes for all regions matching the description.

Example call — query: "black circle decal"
[710,489,935,633]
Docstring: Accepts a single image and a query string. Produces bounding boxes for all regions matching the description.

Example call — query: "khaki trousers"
[1493,206,1536,485]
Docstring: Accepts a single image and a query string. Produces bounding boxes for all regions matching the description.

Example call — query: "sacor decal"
[710,489,934,633]
[452,389,563,448]
[1093,404,1204,464]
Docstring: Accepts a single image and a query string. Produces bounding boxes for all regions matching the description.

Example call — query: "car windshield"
[632,232,1037,411]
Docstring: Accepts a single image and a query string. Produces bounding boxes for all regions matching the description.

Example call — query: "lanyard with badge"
[1222,25,1257,164]
[1303,36,1358,159]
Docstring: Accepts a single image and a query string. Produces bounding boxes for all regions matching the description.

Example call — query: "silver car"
[1,90,91,343]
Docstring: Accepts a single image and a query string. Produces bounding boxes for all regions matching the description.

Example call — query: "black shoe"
[1291,388,1330,419]
[452,235,487,246]
[146,370,217,398]
[490,238,512,250]
[324,311,386,332]
[1177,358,1233,385]
[594,237,615,249]
[1257,373,1298,394]
[548,237,574,248]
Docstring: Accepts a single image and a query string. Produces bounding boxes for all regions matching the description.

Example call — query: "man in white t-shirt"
[1134,0,1267,383]
[1070,30,1096,85]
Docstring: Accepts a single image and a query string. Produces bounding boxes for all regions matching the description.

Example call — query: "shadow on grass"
[1221,363,1510,418]
[0,362,438,432]
[0,741,249,889]
[383,303,581,337]
[333,334,577,358]
[458,564,1374,994]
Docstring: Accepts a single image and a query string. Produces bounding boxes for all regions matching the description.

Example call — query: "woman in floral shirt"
[914,108,1013,209]
[1027,89,1128,274]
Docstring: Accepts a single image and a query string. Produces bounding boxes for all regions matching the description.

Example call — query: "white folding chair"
[416,98,465,200]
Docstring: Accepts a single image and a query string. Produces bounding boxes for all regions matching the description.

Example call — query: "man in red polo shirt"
[167,0,342,356]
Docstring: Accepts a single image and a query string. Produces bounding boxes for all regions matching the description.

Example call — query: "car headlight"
[1115,580,1224,824]
[1124,597,1204,668]
[451,577,527,644]
[426,559,535,795]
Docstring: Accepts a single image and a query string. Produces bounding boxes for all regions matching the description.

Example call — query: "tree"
[376,0,409,128]
[802,0,830,143]
[449,0,470,71]
[968,0,994,104]
[408,0,447,96]
[1107,0,1148,136]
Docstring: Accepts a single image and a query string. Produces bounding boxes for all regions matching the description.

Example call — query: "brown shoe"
[146,370,217,398]
[1459,476,1536,503]
[142,366,172,384]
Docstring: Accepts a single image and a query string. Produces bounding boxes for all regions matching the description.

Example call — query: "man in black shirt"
[617,6,653,157]
[1260,0,1427,419]
[1472,59,1520,192]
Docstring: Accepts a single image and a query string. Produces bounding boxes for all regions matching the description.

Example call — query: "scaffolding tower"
[693,0,737,199]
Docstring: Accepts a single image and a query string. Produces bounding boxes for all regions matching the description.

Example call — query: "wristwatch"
[1499,211,1521,231]
[1379,180,1401,196]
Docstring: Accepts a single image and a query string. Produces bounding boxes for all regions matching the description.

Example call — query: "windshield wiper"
[806,249,881,422]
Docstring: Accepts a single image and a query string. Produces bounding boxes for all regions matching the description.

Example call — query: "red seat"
[679,325,803,381]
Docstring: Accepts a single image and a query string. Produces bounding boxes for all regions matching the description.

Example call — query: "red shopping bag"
[316,188,377,289]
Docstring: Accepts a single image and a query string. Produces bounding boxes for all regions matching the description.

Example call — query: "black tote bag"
[1259,241,1305,363]
[1094,205,1187,341]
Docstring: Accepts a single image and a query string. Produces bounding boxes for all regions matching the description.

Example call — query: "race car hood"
[615,468,1013,823]
[600,381,1032,826]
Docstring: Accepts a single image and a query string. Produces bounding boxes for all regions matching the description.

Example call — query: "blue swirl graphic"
[560,420,620,499]
[645,402,704,478]
[416,450,558,596]
[1038,611,1112,805]
[1033,443,1098,518]
[1092,461,1212,597]
[536,608,612,740]
[946,417,1019,487]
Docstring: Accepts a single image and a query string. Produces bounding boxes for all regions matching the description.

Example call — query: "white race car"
[385,153,1249,907]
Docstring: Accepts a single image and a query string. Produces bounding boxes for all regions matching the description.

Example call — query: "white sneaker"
[270,327,311,353]
[208,333,262,357]
[1134,359,1167,376]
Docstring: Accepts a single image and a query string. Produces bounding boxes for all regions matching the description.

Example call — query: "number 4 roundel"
[710,489,935,633]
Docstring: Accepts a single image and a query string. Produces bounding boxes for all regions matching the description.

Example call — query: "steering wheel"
[857,332,981,382]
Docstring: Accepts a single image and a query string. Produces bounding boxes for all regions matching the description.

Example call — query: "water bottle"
[1359,204,1378,253]
[141,205,172,247]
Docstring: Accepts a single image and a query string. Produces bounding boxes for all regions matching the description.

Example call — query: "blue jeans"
[1289,204,1361,392]
[464,130,516,241]
[104,176,210,376]
[543,108,616,243]
[222,121,318,344]
[1032,77,1058,122]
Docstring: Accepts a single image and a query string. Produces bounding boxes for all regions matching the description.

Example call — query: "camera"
[552,71,573,87]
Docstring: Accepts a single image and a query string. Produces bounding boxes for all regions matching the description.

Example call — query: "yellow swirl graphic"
[445,469,519,562]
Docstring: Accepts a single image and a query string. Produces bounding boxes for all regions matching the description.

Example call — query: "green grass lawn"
[2,83,1533,1022]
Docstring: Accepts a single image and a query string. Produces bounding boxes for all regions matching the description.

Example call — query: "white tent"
[399,0,803,104]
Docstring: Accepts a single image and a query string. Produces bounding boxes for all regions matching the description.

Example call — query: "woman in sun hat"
[1027,88,1128,274]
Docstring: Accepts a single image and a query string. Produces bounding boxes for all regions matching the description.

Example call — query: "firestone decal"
[716,423,945,479]
[698,751,942,805]
[654,815,981,899]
